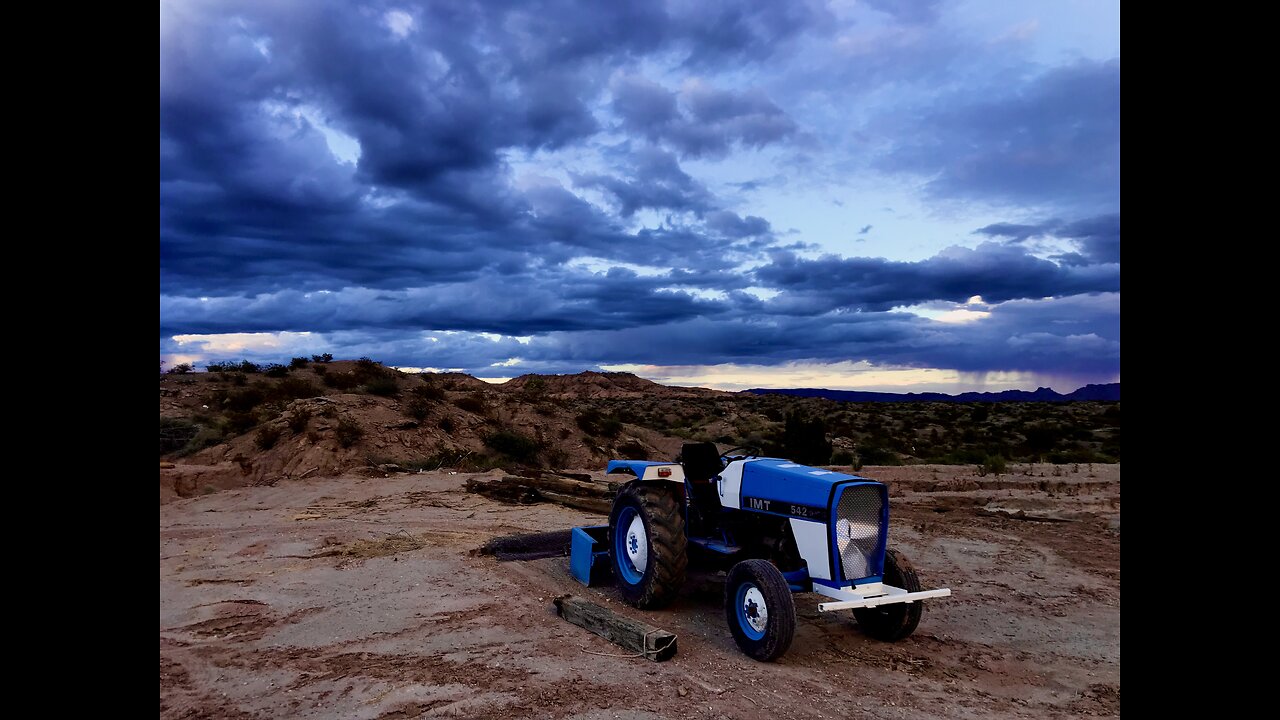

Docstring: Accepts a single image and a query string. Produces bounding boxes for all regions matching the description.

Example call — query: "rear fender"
[606,460,685,483]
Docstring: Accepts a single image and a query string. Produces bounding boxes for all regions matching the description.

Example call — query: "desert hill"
[160,358,1120,501]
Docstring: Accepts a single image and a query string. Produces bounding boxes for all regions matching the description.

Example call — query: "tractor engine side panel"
[788,519,833,581]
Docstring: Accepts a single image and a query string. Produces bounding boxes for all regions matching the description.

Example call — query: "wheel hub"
[741,586,768,633]
[625,514,648,573]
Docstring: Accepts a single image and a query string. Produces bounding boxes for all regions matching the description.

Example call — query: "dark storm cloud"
[573,148,715,217]
[755,243,1119,314]
[162,239,1115,348]
[668,0,835,66]
[163,291,1118,382]
[862,0,945,25]
[159,0,812,295]
[610,75,798,158]
[1058,214,1121,265]
[973,222,1044,243]
[704,211,772,239]
[976,213,1120,265]
[880,60,1120,212]
[160,264,755,338]
[161,0,1119,382]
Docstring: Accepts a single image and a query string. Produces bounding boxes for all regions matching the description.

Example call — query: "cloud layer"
[160,0,1120,388]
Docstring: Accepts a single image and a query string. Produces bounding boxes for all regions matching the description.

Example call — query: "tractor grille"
[835,484,885,581]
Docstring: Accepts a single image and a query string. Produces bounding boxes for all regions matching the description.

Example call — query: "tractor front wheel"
[724,559,796,661]
[608,483,687,609]
[853,548,923,641]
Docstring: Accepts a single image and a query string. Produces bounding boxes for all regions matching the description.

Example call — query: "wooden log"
[538,490,613,515]
[553,595,678,661]
[507,467,595,483]
[501,475,617,498]
[467,476,617,514]
[465,478,539,504]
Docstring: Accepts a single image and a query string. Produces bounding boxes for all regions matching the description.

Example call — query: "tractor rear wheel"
[608,483,687,609]
[853,548,923,641]
[724,559,796,661]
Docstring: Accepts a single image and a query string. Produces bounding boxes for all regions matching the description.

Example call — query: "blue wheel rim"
[735,582,766,641]
[614,506,644,585]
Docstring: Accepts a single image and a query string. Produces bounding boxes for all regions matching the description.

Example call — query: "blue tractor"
[603,442,950,661]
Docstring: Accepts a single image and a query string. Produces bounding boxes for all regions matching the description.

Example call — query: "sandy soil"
[160,464,1119,719]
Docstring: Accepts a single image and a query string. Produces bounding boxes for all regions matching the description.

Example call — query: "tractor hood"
[739,458,871,508]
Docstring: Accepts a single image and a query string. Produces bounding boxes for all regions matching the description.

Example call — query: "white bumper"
[813,581,952,612]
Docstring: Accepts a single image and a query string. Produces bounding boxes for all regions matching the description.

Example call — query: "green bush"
[412,383,445,402]
[335,418,364,448]
[289,357,309,368]
[270,377,317,402]
[857,445,900,466]
[521,375,547,399]
[255,426,283,450]
[484,430,541,463]
[166,363,194,374]
[183,425,227,455]
[979,454,1007,476]
[1023,423,1061,454]
[454,393,487,414]
[225,388,265,413]
[353,357,386,382]
[263,363,290,378]
[363,376,400,397]
[160,418,200,455]
[237,360,261,373]
[225,411,259,435]
[323,372,360,391]
[311,353,333,363]
[405,398,430,421]
[287,407,312,434]
[577,409,622,438]
[830,449,853,466]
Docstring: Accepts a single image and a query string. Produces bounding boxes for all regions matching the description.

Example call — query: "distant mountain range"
[744,383,1120,403]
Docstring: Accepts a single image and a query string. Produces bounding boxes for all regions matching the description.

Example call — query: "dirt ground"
[160,464,1120,719]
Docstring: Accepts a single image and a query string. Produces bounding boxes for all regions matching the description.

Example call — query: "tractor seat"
[682,442,725,484]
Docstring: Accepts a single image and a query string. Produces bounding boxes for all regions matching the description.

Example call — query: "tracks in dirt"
[160,468,1120,719]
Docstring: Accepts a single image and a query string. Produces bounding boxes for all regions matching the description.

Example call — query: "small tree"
[335,418,364,448]
[783,411,832,466]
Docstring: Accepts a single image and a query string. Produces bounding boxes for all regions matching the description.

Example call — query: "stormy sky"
[159,0,1120,392]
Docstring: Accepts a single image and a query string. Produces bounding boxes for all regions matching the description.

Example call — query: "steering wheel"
[719,444,762,462]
